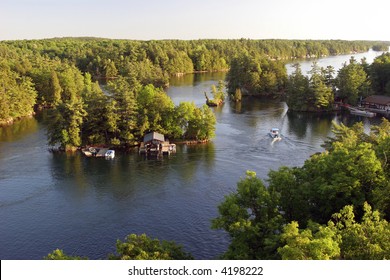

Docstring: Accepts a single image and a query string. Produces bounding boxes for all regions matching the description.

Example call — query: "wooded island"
[1,38,389,150]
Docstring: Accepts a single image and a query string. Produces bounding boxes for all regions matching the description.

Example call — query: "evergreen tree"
[370,53,390,96]
[309,63,334,110]
[336,57,370,105]
[107,77,138,145]
[286,64,310,111]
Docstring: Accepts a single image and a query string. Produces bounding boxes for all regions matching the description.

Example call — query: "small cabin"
[139,132,176,156]
[361,95,390,114]
[143,132,165,144]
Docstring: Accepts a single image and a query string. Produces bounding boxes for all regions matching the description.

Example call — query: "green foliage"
[45,234,192,260]
[286,63,334,111]
[309,63,334,109]
[233,88,242,102]
[336,57,370,105]
[329,203,390,259]
[278,221,340,260]
[171,102,196,139]
[136,84,175,136]
[185,105,216,141]
[47,99,87,150]
[269,119,390,226]
[226,52,286,96]
[268,166,311,225]
[212,171,282,259]
[226,52,261,95]
[213,119,390,260]
[106,77,139,145]
[303,141,385,222]
[370,52,390,96]
[45,249,88,260]
[0,38,384,125]
[279,203,390,260]
[0,61,37,123]
[286,64,310,111]
[205,80,225,106]
[109,233,193,260]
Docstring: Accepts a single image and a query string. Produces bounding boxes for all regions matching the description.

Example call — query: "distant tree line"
[1,38,389,142]
[284,52,390,111]
[224,47,390,108]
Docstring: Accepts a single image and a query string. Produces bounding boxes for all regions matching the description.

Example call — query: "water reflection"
[169,72,226,88]
[286,111,334,139]
[48,141,216,202]
[0,116,38,143]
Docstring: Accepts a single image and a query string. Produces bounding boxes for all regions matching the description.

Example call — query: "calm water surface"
[0,51,384,260]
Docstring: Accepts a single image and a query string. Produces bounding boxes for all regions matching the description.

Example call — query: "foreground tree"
[329,203,390,260]
[278,221,340,260]
[45,234,192,260]
[212,171,282,259]
[269,119,388,225]
[109,233,193,260]
[278,203,390,260]
[45,249,88,260]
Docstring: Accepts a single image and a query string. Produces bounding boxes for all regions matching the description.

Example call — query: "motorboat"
[349,107,376,117]
[269,128,281,139]
[105,150,115,159]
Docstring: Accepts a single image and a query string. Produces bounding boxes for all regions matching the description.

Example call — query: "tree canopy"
[1,38,384,124]
[45,233,193,260]
[214,119,390,260]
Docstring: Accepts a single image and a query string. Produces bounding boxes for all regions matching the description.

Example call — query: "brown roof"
[363,95,390,106]
[143,132,165,143]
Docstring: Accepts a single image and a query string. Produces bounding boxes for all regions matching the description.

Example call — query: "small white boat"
[269,128,281,139]
[349,107,376,117]
[105,150,115,159]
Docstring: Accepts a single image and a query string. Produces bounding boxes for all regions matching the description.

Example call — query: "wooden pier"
[139,132,176,156]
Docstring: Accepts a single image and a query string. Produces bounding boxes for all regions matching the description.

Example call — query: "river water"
[0,50,385,260]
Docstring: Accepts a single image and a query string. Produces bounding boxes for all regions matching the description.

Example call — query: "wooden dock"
[139,141,176,156]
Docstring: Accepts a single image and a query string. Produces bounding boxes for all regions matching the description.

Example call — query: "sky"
[1,0,390,41]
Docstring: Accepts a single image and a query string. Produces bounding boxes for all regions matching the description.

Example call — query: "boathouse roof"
[143,132,165,143]
[363,95,390,106]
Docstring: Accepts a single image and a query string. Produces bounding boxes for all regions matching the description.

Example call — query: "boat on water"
[269,128,281,140]
[349,107,376,117]
[82,147,115,158]
[105,150,115,159]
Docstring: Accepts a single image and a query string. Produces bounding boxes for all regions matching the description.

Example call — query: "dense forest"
[0,38,389,148]
[225,50,390,110]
